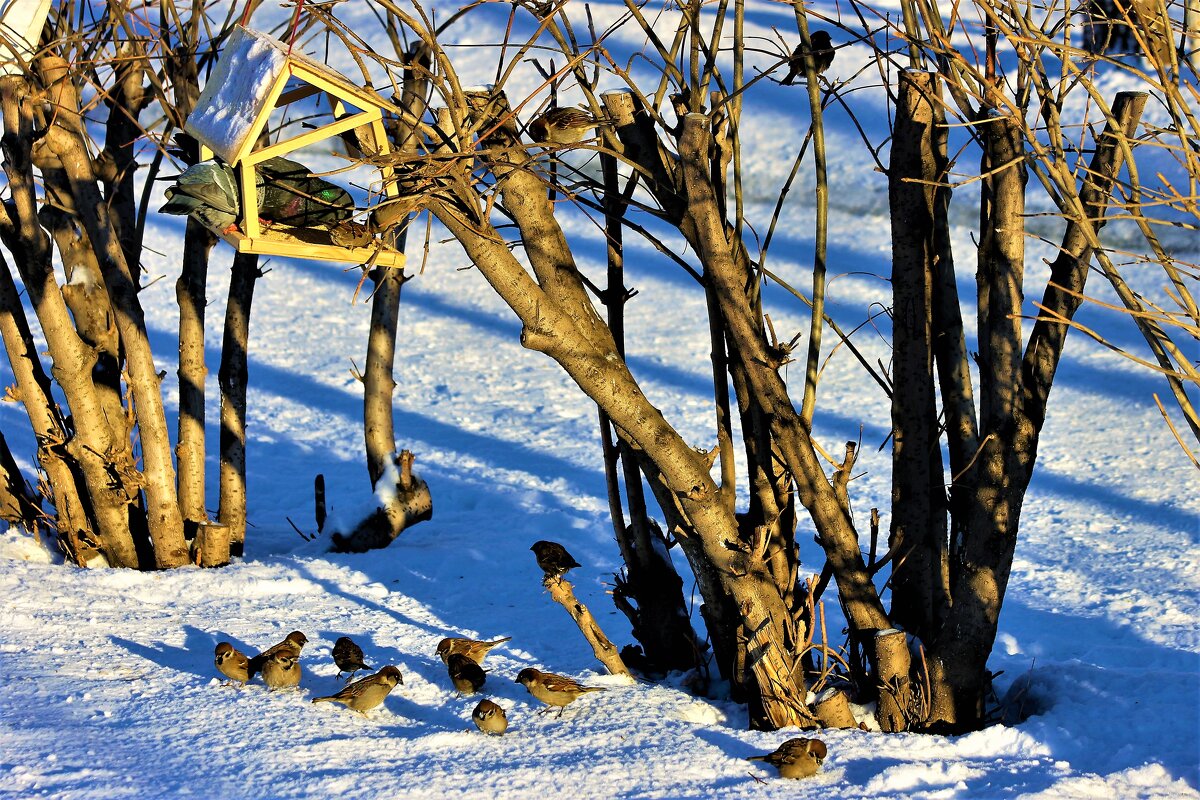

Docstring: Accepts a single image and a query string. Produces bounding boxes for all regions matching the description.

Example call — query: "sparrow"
[214,642,250,686]
[514,667,604,717]
[528,107,608,145]
[530,540,582,580]
[311,665,404,714]
[261,652,302,691]
[781,31,835,85]
[471,698,509,735]
[746,737,827,779]
[447,653,487,695]
[248,631,308,678]
[332,636,371,680]
[436,636,511,665]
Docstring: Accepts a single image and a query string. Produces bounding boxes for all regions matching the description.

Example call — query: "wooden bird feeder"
[184,25,406,268]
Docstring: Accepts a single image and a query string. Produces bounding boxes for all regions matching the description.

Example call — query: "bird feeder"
[183,25,406,268]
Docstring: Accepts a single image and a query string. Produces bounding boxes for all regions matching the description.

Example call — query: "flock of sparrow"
[210,538,827,779]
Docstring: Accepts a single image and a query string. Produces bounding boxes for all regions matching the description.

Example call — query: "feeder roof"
[186,25,395,164]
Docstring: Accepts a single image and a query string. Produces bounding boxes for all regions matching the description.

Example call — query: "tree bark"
[927,106,1028,732]
[0,431,40,533]
[597,141,700,675]
[217,252,262,557]
[1,75,140,568]
[37,55,188,568]
[176,221,215,530]
[887,71,950,646]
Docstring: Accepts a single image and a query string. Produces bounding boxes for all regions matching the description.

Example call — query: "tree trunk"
[37,55,188,568]
[887,71,950,646]
[0,431,40,533]
[176,221,215,530]
[1,75,141,568]
[927,107,1028,732]
[217,252,262,557]
[597,142,701,675]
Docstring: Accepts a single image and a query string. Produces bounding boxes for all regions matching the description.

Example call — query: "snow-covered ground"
[1,2,1197,798]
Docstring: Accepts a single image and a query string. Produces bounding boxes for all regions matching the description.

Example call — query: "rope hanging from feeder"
[239,0,305,57]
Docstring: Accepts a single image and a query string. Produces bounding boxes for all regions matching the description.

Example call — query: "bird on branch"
[528,107,611,145]
[781,31,835,85]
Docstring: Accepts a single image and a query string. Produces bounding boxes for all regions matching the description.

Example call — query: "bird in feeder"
[160,156,355,233]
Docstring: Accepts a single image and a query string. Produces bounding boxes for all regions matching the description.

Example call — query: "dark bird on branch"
[160,157,354,232]
[312,666,404,714]
[531,540,582,579]
[746,737,827,779]
[781,31,835,85]
[332,636,371,681]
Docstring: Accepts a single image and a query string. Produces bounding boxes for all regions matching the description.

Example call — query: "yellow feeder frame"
[184,26,406,268]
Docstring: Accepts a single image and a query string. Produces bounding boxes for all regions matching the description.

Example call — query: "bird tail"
[492,637,513,645]
[746,755,768,762]
[311,696,337,704]
[579,686,605,694]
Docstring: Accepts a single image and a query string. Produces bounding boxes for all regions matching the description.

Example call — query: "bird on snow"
[515,667,604,717]
[781,31,835,85]
[160,156,354,232]
[447,652,488,695]
[214,642,250,686]
[311,665,404,714]
[471,698,509,735]
[261,652,302,691]
[247,630,308,679]
[332,636,371,681]
[746,737,827,779]
[436,635,511,665]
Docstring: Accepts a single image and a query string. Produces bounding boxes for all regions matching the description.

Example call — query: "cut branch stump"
[544,575,630,677]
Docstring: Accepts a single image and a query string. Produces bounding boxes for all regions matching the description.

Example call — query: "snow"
[1,2,1198,799]
[185,26,290,164]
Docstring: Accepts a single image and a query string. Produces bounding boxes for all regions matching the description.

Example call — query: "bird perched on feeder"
[436,636,511,666]
[160,156,354,233]
[515,667,604,717]
[248,630,308,679]
[332,636,371,681]
[781,31,835,85]
[471,698,509,735]
[311,666,404,714]
[262,652,302,691]
[528,106,608,145]
[531,540,582,580]
[447,653,488,695]
[214,642,250,686]
[746,737,827,779]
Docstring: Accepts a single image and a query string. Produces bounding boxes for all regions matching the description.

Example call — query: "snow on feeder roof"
[0,0,53,77]
[182,25,406,269]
